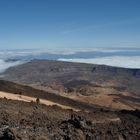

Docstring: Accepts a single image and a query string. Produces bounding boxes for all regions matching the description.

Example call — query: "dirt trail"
[0,91,78,111]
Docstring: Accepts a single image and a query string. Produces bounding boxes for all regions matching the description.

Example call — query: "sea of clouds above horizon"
[59,56,140,69]
[0,48,140,72]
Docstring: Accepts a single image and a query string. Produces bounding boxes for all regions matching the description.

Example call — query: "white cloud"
[58,56,140,69]
[0,59,25,73]
[0,47,139,58]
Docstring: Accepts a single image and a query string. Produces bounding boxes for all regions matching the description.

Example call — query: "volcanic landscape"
[0,60,140,140]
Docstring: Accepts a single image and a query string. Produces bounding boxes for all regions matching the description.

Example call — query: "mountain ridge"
[1,59,140,110]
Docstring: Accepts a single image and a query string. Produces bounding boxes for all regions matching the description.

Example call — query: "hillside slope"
[1,60,140,110]
[0,98,139,140]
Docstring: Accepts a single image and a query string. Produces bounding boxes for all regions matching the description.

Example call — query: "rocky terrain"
[0,98,139,140]
[1,60,140,110]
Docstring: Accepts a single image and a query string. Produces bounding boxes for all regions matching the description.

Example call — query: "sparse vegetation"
[36,98,40,104]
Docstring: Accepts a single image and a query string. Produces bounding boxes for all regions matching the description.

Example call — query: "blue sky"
[0,0,140,50]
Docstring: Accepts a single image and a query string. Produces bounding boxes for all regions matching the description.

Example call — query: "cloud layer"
[0,48,140,73]
[59,56,140,69]
[0,59,25,73]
